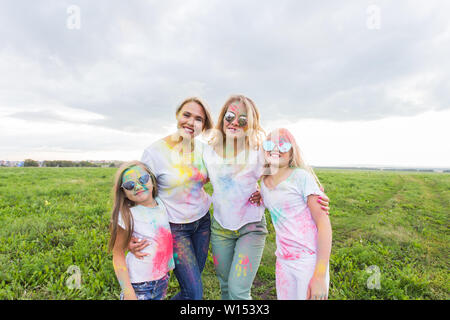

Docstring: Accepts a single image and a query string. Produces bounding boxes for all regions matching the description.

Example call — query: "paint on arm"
[307,194,332,278]
[112,226,136,299]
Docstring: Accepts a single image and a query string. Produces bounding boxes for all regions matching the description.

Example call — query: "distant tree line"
[23,159,119,167]
[43,160,101,167]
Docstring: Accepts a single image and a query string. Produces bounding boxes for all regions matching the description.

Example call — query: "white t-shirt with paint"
[260,168,325,260]
[203,144,265,230]
[118,197,175,283]
[141,138,211,224]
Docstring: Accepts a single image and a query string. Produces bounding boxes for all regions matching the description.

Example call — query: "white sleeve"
[140,147,157,176]
[298,170,324,203]
[117,211,126,230]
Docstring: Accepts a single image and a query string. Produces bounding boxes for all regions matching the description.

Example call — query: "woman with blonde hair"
[202,94,269,300]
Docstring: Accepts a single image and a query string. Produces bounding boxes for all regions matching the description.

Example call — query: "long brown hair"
[108,160,158,252]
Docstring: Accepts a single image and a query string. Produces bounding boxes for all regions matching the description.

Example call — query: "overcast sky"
[0,0,449,167]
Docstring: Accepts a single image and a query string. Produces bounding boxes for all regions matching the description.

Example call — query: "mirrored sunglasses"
[262,140,292,153]
[224,111,248,127]
[121,174,150,191]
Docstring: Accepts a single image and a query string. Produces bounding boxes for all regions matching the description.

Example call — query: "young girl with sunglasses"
[108,161,174,300]
[260,129,332,300]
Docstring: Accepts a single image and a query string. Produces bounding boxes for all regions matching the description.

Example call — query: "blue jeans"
[120,273,170,300]
[169,211,211,300]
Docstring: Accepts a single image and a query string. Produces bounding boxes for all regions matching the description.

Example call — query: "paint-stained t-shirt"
[203,143,265,230]
[141,138,211,224]
[260,168,325,259]
[118,197,175,283]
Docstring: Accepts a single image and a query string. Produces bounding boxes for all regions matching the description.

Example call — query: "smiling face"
[263,135,293,168]
[122,165,154,204]
[222,101,248,139]
[176,101,206,139]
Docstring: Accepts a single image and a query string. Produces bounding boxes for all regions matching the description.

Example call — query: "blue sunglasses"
[121,174,150,191]
[262,140,292,153]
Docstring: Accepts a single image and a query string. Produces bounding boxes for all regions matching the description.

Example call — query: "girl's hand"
[249,190,262,206]
[307,276,328,300]
[318,186,330,215]
[128,237,150,260]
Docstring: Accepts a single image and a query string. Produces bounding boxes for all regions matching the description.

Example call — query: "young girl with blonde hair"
[260,128,332,300]
[109,160,174,300]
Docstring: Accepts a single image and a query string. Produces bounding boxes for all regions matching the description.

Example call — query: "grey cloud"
[0,0,449,134]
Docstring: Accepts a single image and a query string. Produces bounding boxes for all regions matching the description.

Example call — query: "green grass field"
[0,168,448,300]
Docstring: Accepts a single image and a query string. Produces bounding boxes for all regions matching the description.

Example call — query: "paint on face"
[229,103,240,113]
[122,165,151,196]
[267,130,294,152]
[224,102,248,136]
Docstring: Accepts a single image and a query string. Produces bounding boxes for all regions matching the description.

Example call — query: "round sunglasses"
[262,140,292,153]
[224,111,248,127]
[121,174,150,191]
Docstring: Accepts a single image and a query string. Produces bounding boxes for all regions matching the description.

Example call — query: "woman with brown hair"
[133,97,214,300]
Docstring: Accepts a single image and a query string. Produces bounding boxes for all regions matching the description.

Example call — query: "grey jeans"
[210,215,268,300]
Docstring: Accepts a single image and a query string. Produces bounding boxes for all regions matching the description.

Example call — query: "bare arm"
[306,194,332,300]
[112,227,137,300]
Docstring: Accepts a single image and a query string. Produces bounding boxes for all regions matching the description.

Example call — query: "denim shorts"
[120,273,170,300]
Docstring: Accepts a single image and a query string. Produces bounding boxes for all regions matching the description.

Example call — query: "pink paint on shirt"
[152,227,174,278]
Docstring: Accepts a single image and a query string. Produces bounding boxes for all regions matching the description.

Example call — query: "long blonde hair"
[209,94,265,151]
[264,128,323,189]
[108,160,158,252]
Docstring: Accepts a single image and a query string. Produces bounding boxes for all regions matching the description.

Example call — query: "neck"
[169,133,195,153]
[269,164,290,177]
[224,136,246,157]
[138,197,157,208]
